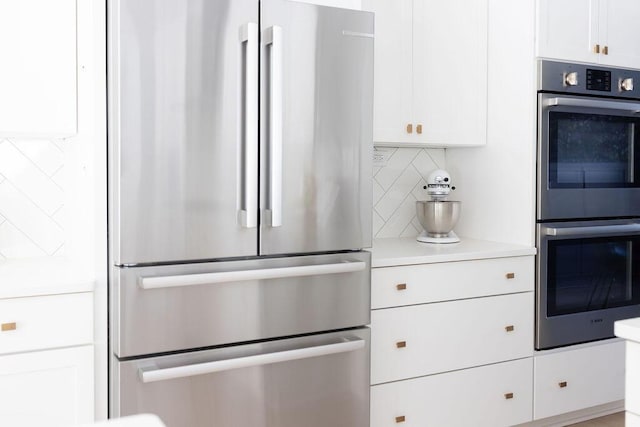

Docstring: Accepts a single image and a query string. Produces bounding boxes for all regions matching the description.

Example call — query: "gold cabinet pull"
[396,283,407,291]
[505,325,515,332]
[559,381,568,388]
[416,124,423,134]
[1,322,16,332]
[603,45,609,55]
[406,124,413,134]
[396,341,407,348]
[594,44,601,53]
[395,415,406,423]
[505,272,515,279]
[504,392,514,400]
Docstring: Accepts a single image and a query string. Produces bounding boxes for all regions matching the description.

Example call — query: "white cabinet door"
[371,358,533,427]
[0,345,94,426]
[599,0,640,69]
[533,340,625,420]
[0,0,77,137]
[537,0,598,64]
[412,0,487,146]
[362,0,414,144]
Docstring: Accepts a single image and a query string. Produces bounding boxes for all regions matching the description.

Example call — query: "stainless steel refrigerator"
[107,0,373,426]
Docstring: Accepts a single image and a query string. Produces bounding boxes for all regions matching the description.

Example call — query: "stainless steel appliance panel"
[112,251,371,358]
[535,220,640,349]
[109,0,258,266]
[259,1,374,255]
[112,328,370,427]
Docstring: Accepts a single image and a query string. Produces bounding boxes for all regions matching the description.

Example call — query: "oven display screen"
[586,68,611,91]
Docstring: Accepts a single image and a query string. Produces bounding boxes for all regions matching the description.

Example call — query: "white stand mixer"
[416,169,461,244]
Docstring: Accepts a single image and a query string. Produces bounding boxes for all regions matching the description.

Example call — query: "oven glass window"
[547,236,640,316]
[548,112,640,188]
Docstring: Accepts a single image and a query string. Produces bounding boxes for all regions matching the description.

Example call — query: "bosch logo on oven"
[590,318,604,324]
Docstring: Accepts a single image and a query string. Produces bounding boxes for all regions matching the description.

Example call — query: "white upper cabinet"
[537,0,640,69]
[0,0,77,137]
[362,0,488,147]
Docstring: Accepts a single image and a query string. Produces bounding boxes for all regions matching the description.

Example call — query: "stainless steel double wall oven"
[536,60,640,349]
[107,0,374,425]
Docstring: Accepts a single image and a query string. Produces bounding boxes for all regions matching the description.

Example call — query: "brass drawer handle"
[1,322,17,332]
[395,415,406,423]
[505,325,515,332]
[406,123,413,134]
[594,44,601,53]
[416,124,423,134]
[505,272,515,279]
[603,46,609,55]
[559,381,568,388]
[504,392,514,400]
[396,341,407,349]
[396,283,407,291]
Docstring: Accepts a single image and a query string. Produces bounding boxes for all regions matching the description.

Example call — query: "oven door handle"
[138,261,366,289]
[138,338,365,383]
[544,96,640,113]
[543,223,640,237]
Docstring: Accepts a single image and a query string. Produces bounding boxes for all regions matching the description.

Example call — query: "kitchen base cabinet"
[371,358,533,427]
[533,340,625,420]
[0,345,94,426]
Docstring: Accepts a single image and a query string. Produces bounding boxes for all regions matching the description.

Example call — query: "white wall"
[446,0,537,247]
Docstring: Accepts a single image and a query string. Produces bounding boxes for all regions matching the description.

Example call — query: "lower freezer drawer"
[111,328,370,427]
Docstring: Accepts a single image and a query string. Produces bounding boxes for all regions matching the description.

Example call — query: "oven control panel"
[538,60,640,99]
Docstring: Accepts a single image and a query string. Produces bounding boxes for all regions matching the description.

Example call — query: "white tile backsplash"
[373,147,446,238]
[0,138,66,259]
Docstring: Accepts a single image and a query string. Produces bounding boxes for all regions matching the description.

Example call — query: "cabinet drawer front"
[372,256,533,309]
[371,358,533,427]
[533,340,625,420]
[371,292,533,384]
[0,293,93,354]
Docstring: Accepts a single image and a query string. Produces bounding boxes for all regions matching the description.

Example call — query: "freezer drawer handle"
[138,338,365,383]
[138,261,366,290]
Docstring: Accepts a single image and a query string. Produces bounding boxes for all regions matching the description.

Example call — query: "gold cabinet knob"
[504,392,514,400]
[505,272,515,279]
[406,124,413,134]
[395,415,406,423]
[603,45,609,55]
[505,325,515,332]
[416,124,423,134]
[396,340,407,348]
[559,381,568,388]
[396,283,407,291]
[594,44,601,53]
[1,322,17,332]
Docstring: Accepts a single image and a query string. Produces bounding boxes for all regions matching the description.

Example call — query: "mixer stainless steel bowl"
[416,200,461,237]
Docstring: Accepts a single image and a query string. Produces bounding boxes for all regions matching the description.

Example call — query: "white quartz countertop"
[615,317,640,342]
[370,236,536,268]
[0,257,95,299]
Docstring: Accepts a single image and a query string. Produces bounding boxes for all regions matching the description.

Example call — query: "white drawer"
[627,341,640,416]
[371,292,533,384]
[0,293,93,354]
[533,340,625,420]
[372,256,533,309]
[371,357,533,427]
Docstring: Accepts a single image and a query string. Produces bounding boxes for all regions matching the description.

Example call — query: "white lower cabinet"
[371,358,533,427]
[0,345,94,426]
[533,340,625,420]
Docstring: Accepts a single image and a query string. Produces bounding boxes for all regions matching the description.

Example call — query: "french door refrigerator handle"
[138,260,366,290]
[265,25,283,227]
[138,338,365,383]
[543,223,640,237]
[544,96,640,113]
[238,23,259,228]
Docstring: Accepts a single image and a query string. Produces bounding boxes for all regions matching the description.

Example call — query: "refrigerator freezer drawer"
[111,252,370,358]
[111,328,370,427]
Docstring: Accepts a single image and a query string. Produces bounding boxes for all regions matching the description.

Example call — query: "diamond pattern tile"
[373,147,446,239]
[0,138,65,259]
